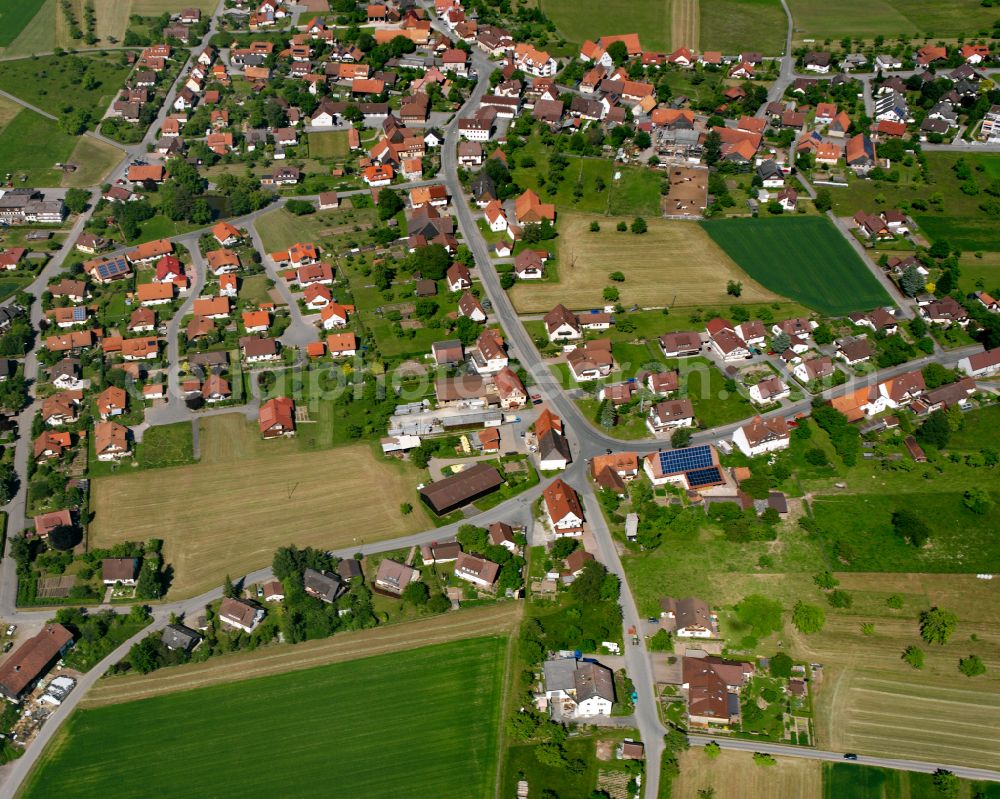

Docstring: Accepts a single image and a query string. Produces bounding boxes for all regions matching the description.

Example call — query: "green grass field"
[23,637,506,799]
[510,132,662,217]
[308,131,349,160]
[62,134,124,187]
[912,216,997,253]
[823,763,1000,799]
[0,52,133,125]
[536,0,671,50]
[811,491,1000,573]
[0,0,47,46]
[0,109,80,185]
[701,217,890,315]
[787,0,986,42]
[700,0,787,54]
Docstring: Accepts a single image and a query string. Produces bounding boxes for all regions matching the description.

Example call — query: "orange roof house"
[128,165,167,183]
[193,297,230,318]
[598,33,642,56]
[514,189,555,224]
[306,341,326,358]
[211,221,241,244]
[137,282,174,304]
[242,310,270,332]
[206,248,240,274]
[127,238,173,264]
[326,332,358,357]
[259,396,295,438]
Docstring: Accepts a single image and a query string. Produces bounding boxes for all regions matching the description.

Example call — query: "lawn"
[823,763,1000,799]
[0,109,81,185]
[0,52,133,123]
[701,216,890,315]
[136,422,196,469]
[507,212,783,313]
[89,414,426,598]
[536,0,671,50]
[787,0,988,42]
[674,749,821,798]
[957,252,1000,295]
[23,638,507,799]
[61,134,124,187]
[0,0,47,47]
[89,421,196,478]
[700,0,787,54]
[83,604,521,706]
[238,273,275,306]
[308,130,349,160]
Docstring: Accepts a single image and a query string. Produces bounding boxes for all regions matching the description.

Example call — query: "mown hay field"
[507,212,782,313]
[90,415,425,598]
[673,749,822,799]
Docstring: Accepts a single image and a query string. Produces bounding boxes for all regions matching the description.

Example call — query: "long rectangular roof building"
[419,462,503,514]
[0,624,74,701]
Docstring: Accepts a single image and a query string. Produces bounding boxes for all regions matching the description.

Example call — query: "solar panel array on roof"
[72,307,86,321]
[686,466,723,488]
[658,445,714,475]
[96,257,130,280]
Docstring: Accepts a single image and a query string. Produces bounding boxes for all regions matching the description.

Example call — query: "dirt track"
[82,603,522,708]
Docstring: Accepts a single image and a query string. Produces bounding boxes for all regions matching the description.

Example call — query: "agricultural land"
[22,638,507,799]
[702,216,892,315]
[89,415,426,597]
[507,212,783,312]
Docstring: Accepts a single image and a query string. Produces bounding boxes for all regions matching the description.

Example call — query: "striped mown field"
[702,216,891,315]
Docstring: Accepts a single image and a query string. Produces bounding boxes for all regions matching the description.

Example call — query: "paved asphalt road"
[690,735,1000,782]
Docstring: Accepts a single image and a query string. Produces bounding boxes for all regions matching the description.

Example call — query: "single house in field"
[544,304,581,341]
[958,347,1000,377]
[374,559,419,596]
[659,596,718,637]
[94,421,131,461]
[659,331,702,357]
[218,597,265,633]
[749,375,790,406]
[646,399,695,435]
[263,580,285,602]
[258,396,295,439]
[102,558,139,586]
[303,568,346,603]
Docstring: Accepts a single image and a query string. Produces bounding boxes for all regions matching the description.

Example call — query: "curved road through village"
[0,2,998,796]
